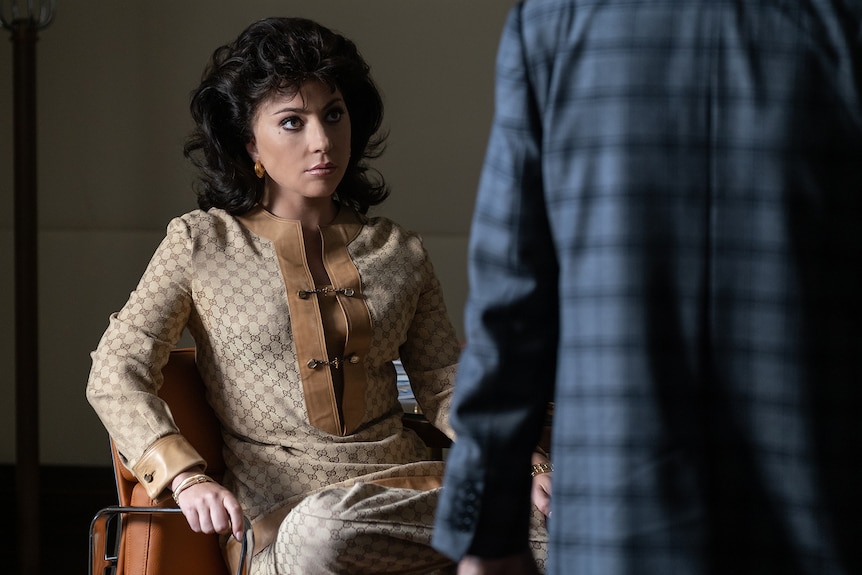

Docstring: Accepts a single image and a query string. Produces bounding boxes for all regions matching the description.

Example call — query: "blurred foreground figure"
[434,1,862,573]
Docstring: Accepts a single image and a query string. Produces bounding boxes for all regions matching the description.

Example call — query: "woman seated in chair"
[86,16,550,574]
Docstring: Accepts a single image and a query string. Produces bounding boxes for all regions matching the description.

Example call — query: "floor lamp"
[1,1,56,574]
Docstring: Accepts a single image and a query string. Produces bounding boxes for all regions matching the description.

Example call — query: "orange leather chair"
[89,348,453,575]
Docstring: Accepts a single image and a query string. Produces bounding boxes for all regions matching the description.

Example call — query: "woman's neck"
[260,194,339,230]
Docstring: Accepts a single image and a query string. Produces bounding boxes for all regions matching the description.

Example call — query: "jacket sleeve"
[86,216,206,501]
[397,237,461,440]
[432,2,558,560]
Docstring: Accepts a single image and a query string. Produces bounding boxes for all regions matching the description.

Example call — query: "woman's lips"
[307,163,337,176]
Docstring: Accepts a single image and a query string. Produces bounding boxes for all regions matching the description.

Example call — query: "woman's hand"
[171,470,246,541]
[530,453,552,520]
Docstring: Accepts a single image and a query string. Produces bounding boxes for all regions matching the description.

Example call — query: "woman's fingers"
[224,495,247,541]
[530,473,552,518]
[178,482,245,538]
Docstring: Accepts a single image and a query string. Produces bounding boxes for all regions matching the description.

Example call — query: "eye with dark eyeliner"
[280,116,303,130]
[326,107,345,123]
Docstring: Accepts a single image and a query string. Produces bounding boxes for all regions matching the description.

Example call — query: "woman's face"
[246,80,351,210]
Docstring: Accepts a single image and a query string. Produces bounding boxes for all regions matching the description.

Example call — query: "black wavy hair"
[184,17,389,215]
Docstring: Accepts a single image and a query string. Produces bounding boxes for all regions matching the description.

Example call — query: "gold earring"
[254,161,265,179]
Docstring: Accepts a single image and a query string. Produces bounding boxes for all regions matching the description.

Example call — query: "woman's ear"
[246,138,258,161]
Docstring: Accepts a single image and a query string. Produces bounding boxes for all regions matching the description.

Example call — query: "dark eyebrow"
[270,97,345,117]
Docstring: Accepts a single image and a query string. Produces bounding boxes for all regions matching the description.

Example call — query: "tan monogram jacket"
[87,206,460,537]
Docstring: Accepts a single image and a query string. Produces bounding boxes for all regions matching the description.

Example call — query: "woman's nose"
[308,120,332,153]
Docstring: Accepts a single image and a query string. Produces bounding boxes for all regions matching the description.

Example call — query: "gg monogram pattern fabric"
[254,482,547,575]
[86,207,465,569]
[254,478,547,574]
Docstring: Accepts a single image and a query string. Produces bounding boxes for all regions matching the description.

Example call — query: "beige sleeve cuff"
[131,434,206,502]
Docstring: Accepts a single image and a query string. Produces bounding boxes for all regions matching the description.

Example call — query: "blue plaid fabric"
[434,1,862,573]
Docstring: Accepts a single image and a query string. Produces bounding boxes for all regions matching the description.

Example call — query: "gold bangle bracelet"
[530,462,553,478]
[172,473,214,504]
